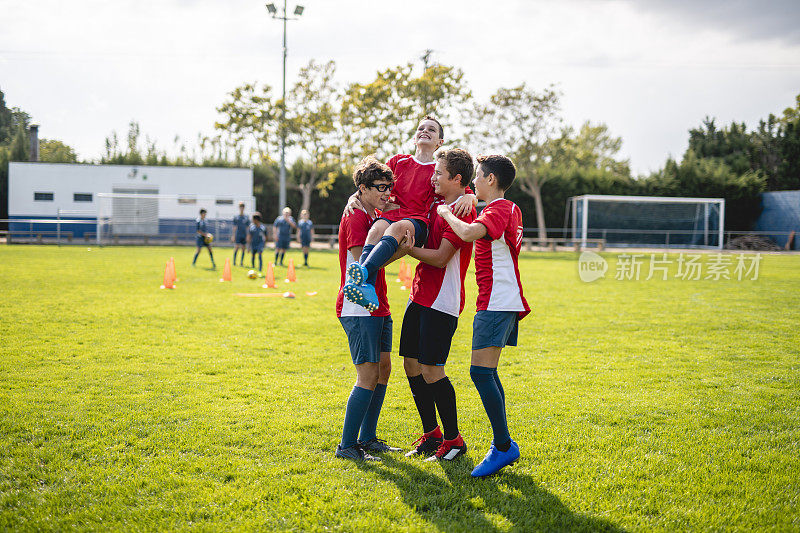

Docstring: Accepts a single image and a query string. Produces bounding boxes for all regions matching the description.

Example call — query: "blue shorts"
[235,236,247,245]
[339,316,393,365]
[277,237,291,250]
[195,236,209,248]
[300,237,311,247]
[377,217,428,248]
[250,244,264,253]
[472,310,519,350]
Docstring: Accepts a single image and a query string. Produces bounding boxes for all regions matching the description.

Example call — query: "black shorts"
[399,300,458,366]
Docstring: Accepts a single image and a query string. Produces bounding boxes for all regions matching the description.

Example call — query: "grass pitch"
[1,245,798,531]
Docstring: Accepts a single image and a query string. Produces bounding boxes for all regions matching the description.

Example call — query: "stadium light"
[266,1,304,213]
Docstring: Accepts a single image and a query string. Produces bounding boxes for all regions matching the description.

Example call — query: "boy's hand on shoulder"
[451,194,477,217]
[437,204,454,220]
[343,193,363,216]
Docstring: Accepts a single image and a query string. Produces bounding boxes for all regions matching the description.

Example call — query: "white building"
[9,162,255,241]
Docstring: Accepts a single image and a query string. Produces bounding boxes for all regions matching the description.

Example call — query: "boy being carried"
[436,155,530,477]
[344,116,475,311]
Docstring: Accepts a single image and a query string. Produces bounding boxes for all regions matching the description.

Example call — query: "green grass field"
[1,245,798,531]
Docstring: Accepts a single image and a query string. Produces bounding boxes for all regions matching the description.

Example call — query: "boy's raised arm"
[437,204,487,243]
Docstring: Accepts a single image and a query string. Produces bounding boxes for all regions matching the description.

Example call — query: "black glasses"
[369,183,393,192]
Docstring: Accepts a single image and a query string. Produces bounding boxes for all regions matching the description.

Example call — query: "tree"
[215,82,280,164]
[340,62,471,164]
[39,139,78,163]
[286,60,341,213]
[466,84,561,240]
[10,122,29,161]
[547,122,630,177]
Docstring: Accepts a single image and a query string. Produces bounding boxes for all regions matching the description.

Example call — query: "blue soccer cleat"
[470,439,520,477]
[343,281,379,312]
[347,262,368,285]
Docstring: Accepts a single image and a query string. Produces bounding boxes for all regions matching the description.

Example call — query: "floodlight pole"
[266,1,304,213]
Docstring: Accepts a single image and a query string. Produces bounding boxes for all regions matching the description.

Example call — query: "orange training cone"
[161,261,174,289]
[263,263,277,288]
[402,261,413,289]
[397,259,407,283]
[220,258,232,282]
[286,259,296,282]
[169,257,177,284]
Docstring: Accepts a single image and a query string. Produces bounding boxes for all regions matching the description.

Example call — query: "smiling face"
[432,159,452,196]
[414,118,443,150]
[359,179,394,213]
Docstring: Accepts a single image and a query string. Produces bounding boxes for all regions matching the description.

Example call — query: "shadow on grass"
[363,454,625,532]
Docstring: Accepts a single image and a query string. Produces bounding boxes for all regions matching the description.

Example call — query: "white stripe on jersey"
[429,248,463,317]
[486,239,525,312]
[340,249,372,317]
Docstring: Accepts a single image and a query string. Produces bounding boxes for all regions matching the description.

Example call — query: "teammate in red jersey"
[401,148,476,461]
[335,156,411,462]
[436,154,529,477]
[343,116,476,311]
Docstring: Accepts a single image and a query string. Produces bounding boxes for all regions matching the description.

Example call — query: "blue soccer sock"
[470,365,511,449]
[303,252,308,265]
[257,253,263,271]
[493,368,506,405]
[192,251,200,265]
[358,244,375,266]
[233,249,239,264]
[362,236,398,285]
[358,383,387,443]
[341,386,374,449]
[275,251,279,264]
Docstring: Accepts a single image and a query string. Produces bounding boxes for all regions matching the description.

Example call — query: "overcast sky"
[2,0,799,175]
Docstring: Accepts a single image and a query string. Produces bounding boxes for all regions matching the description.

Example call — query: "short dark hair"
[252,211,262,222]
[353,155,394,188]
[238,201,245,207]
[477,155,516,191]
[436,148,474,186]
[422,115,444,140]
[199,208,207,214]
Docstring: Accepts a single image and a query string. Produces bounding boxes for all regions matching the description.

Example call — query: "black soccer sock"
[208,249,215,265]
[430,376,459,440]
[363,236,398,285]
[470,365,510,449]
[233,249,238,264]
[192,251,199,265]
[407,374,438,433]
[275,251,279,264]
[303,252,308,265]
[279,251,285,265]
[257,253,263,271]
[251,253,255,268]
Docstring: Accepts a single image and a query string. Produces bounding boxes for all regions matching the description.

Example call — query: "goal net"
[95,192,256,245]
[567,195,725,249]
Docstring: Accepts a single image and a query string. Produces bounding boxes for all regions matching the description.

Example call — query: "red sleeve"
[386,154,404,173]
[345,211,369,250]
[475,202,508,241]
[442,208,476,249]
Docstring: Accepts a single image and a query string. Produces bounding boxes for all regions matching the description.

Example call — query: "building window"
[178,196,197,204]
[216,198,233,205]
[74,193,93,202]
[34,192,54,201]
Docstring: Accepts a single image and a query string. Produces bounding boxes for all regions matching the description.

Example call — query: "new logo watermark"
[577,252,762,282]
[578,251,608,282]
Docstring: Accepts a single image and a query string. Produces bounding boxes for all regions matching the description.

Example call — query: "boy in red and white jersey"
[335,156,410,462]
[343,116,476,311]
[436,154,529,477]
[400,148,476,461]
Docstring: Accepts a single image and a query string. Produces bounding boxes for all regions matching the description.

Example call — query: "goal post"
[567,195,725,249]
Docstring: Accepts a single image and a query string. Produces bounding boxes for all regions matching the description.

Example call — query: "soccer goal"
[566,195,725,249]
[95,192,255,246]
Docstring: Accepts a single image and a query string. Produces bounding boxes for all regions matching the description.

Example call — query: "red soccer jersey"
[473,198,530,320]
[336,209,390,317]
[383,154,437,222]
[410,198,476,317]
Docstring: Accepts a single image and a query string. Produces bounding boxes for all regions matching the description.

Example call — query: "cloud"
[628,0,800,44]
